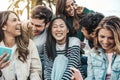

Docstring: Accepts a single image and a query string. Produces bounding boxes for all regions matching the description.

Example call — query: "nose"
[32,26,37,31]
[56,27,61,32]
[103,38,108,44]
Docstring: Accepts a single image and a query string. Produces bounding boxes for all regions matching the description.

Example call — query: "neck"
[105,50,114,54]
[4,37,15,48]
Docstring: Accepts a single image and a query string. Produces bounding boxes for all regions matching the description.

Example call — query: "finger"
[71,76,75,80]
[0,52,7,61]
[0,54,9,65]
[0,60,11,69]
[70,67,77,71]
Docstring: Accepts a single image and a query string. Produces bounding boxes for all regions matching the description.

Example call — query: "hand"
[80,42,86,49]
[0,53,11,70]
[70,67,83,80]
[76,6,84,15]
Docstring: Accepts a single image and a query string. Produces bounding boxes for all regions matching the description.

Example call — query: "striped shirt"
[44,37,85,80]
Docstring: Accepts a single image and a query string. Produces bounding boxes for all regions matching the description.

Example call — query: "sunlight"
[0,0,30,20]
[75,0,120,17]
[0,1,10,11]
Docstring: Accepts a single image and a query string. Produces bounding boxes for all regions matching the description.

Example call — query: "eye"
[13,18,18,22]
[100,35,105,38]
[35,24,41,27]
[71,3,74,6]
[108,37,114,40]
[52,25,57,28]
[60,25,64,28]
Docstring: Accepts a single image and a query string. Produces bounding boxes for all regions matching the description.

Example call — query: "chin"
[70,14,74,16]
[33,34,39,36]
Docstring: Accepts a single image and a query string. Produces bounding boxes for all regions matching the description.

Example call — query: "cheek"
[65,8,69,13]
[51,29,55,35]
[98,37,102,43]
[110,40,115,46]
[37,27,44,31]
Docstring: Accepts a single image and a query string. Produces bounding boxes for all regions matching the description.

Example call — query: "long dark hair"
[0,11,29,62]
[45,16,71,60]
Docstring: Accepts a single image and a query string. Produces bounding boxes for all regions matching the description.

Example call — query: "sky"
[75,0,120,17]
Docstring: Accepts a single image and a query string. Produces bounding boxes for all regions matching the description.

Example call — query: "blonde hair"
[21,20,33,39]
[94,16,120,54]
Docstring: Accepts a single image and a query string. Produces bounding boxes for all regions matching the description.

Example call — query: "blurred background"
[0,0,119,20]
[75,0,120,17]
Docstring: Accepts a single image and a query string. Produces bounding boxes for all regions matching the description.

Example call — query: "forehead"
[8,13,18,19]
[66,0,74,5]
[31,18,45,23]
[98,29,113,36]
[53,19,65,24]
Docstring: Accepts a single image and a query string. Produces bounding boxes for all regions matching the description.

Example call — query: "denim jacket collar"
[97,48,116,65]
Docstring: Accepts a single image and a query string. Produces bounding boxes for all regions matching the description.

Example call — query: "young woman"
[71,16,120,80]
[44,16,84,80]
[56,1,94,77]
[0,11,42,80]
[56,0,94,41]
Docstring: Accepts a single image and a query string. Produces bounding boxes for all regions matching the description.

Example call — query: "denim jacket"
[85,48,120,80]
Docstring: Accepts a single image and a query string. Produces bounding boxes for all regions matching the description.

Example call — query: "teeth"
[16,26,20,30]
[56,33,62,37]
[103,44,109,47]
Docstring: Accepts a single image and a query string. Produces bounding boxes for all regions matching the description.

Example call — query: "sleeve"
[44,45,53,80]
[85,52,95,80]
[29,40,42,80]
[83,7,94,14]
[61,38,84,80]
[61,46,83,80]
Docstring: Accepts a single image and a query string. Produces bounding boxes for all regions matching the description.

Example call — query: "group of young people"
[0,0,120,80]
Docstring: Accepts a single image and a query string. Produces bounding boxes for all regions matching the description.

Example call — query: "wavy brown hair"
[94,16,120,54]
[0,11,29,62]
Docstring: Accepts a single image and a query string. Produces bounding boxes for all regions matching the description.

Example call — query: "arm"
[85,53,94,80]
[29,40,42,80]
[44,45,53,80]
[61,46,84,80]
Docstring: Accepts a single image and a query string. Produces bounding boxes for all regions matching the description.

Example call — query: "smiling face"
[30,18,45,36]
[65,0,75,16]
[2,13,21,37]
[52,18,69,44]
[98,29,115,53]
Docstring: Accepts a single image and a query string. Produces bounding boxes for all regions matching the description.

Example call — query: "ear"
[67,28,69,33]
[2,25,7,30]
[90,32,95,38]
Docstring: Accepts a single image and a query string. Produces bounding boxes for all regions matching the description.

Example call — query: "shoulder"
[69,37,80,47]
[28,39,36,48]
[29,39,34,44]
[83,7,94,14]
[88,48,103,58]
